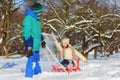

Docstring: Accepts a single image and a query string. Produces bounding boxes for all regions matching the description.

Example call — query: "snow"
[75,20,94,25]
[100,14,120,18]
[0,49,120,80]
[0,34,120,80]
[0,38,3,44]
[85,34,99,42]
[84,43,101,53]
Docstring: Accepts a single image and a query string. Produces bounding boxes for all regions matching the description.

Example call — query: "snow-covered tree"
[0,0,24,58]
[0,0,119,59]
[42,0,120,59]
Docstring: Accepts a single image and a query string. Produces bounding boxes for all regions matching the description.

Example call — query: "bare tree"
[0,0,24,58]
[0,0,119,59]
[42,0,120,59]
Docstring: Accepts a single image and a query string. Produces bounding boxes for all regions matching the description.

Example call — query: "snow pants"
[25,51,41,78]
[60,59,75,67]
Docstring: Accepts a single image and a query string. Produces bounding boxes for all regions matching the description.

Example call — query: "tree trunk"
[3,46,9,58]
[84,52,89,59]
[94,48,97,59]
[100,46,104,57]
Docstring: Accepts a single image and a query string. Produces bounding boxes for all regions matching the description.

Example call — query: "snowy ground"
[0,50,120,80]
[0,34,120,80]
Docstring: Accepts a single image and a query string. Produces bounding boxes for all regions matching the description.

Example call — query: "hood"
[25,8,38,19]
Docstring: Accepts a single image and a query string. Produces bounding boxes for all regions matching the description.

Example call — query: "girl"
[54,37,88,68]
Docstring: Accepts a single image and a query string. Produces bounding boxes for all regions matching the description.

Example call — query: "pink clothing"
[55,40,87,62]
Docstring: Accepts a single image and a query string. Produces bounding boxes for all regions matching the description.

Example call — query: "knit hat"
[31,3,44,13]
[61,38,70,45]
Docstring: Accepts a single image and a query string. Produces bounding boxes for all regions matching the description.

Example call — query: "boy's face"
[38,12,42,16]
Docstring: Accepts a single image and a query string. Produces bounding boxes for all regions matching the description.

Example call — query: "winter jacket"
[55,41,87,62]
[22,8,43,51]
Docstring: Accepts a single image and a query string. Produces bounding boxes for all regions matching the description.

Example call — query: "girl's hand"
[84,60,88,64]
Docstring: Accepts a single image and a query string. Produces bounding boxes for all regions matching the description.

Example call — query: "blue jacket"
[22,8,43,51]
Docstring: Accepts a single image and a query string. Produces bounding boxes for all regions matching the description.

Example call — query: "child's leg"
[60,59,69,67]
[69,60,75,67]
[25,56,34,78]
[33,51,41,75]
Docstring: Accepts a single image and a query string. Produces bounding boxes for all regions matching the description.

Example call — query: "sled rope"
[44,48,52,68]
[46,45,67,72]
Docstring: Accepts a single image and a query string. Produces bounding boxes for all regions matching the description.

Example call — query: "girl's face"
[61,38,69,48]
[62,42,68,48]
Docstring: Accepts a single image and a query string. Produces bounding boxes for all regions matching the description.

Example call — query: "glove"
[69,60,73,64]
[84,60,88,64]
[25,48,33,57]
[60,58,64,63]
[41,41,46,48]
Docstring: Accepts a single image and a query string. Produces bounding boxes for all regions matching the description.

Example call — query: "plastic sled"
[51,58,80,74]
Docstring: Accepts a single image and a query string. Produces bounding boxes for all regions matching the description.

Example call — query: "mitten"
[25,48,33,57]
[41,41,46,48]
[60,58,64,63]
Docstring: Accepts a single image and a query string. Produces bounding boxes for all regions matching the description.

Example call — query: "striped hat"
[31,3,44,13]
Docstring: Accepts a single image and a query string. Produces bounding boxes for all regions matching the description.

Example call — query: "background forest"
[0,0,120,59]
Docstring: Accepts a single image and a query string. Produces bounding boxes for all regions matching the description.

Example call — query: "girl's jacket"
[55,40,87,62]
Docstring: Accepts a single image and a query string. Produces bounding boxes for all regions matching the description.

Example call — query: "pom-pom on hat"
[31,3,44,13]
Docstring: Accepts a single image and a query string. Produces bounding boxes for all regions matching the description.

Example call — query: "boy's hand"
[25,47,33,57]
[41,41,46,48]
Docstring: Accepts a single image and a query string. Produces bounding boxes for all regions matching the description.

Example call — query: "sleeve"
[55,40,62,53]
[22,16,32,40]
[23,36,33,47]
[41,34,44,41]
[74,49,87,61]
[22,16,33,48]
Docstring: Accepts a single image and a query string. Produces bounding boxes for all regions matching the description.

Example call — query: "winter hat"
[31,3,44,13]
[61,38,70,45]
